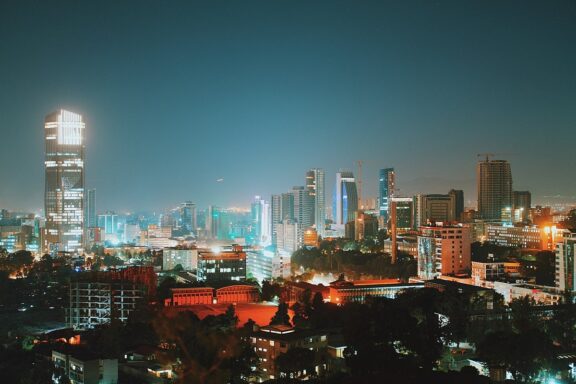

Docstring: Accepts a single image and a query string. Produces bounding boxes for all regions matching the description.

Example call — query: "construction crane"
[477,153,516,162]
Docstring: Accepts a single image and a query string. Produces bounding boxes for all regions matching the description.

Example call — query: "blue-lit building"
[333,171,358,226]
[378,168,395,225]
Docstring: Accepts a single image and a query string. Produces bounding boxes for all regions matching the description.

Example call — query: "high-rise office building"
[281,192,295,221]
[270,194,282,246]
[556,234,576,292]
[250,196,271,245]
[448,189,464,221]
[513,191,531,222]
[390,197,414,231]
[206,205,220,240]
[477,159,513,222]
[98,213,118,236]
[44,110,85,253]
[275,219,299,255]
[85,189,97,229]
[414,194,456,228]
[306,168,326,236]
[378,168,395,225]
[293,186,313,245]
[333,171,358,226]
[179,201,197,234]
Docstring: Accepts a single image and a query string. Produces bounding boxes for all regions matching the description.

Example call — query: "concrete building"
[354,211,378,241]
[448,189,464,221]
[328,279,424,304]
[414,194,456,228]
[485,224,561,250]
[390,197,414,231]
[250,325,328,381]
[292,186,314,247]
[303,227,319,247]
[179,201,197,234]
[471,261,505,281]
[164,284,260,306]
[163,247,198,271]
[67,268,154,330]
[417,224,471,280]
[67,281,146,330]
[85,189,97,229]
[513,191,531,222]
[197,245,246,282]
[270,195,282,246]
[246,248,274,283]
[556,234,576,292]
[477,158,513,222]
[53,349,118,384]
[306,168,326,237]
[275,219,299,255]
[44,110,85,253]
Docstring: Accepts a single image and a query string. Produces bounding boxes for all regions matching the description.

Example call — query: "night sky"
[0,0,574,213]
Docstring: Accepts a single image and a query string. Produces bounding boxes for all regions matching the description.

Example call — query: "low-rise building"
[249,325,328,381]
[556,233,576,292]
[283,281,330,304]
[52,348,118,384]
[471,261,505,281]
[328,279,423,304]
[164,284,260,306]
[197,245,246,282]
[162,247,198,271]
[417,224,471,280]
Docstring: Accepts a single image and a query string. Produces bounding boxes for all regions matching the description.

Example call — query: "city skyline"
[1,0,575,212]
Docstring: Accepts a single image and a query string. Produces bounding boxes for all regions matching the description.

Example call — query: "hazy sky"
[0,0,575,213]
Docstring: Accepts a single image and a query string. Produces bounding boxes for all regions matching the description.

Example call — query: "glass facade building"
[378,168,395,224]
[44,110,85,253]
[333,171,358,226]
[306,168,326,237]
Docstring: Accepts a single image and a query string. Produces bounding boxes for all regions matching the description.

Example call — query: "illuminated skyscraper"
[251,196,271,245]
[333,171,358,226]
[44,110,85,253]
[378,168,395,224]
[477,159,512,222]
[306,168,326,236]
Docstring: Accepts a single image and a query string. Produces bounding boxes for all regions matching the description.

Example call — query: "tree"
[157,276,177,304]
[509,296,539,333]
[261,280,281,301]
[477,330,561,382]
[534,251,556,286]
[275,347,315,379]
[560,209,576,231]
[270,302,291,326]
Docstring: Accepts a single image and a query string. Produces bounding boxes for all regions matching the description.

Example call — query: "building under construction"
[67,267,154,330]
